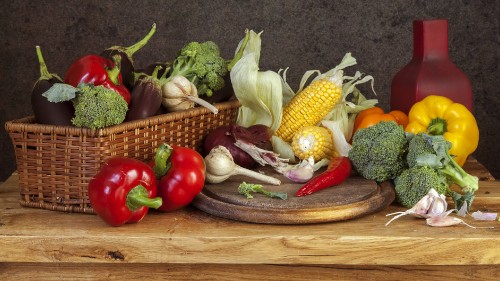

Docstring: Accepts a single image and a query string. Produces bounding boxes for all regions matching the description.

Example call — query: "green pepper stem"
[123,23,157,57]
[35,46,62,81]
[153,143,173,179]
[126,185,162,211]
[427,117,447,135]
[107,55,122,86]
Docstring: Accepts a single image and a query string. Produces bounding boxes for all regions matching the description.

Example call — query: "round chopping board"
[192,167,395,224]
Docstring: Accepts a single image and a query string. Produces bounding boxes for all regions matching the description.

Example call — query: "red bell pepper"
[151,143,206,212]
[64,54,131,104]
[295,156,352,197]
[88,157,162,226]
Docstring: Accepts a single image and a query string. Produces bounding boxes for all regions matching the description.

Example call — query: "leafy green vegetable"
[230,30,284,134]
[42,83,78,102]
[238,182,287,200]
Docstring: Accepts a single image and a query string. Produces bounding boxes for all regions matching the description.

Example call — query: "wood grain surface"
[0,158,499,280]
[1,263,499,281]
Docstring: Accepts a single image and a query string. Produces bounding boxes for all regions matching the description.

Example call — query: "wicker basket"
[5,100,240,214]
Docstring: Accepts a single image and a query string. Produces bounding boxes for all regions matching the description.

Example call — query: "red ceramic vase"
[390,19,473,114]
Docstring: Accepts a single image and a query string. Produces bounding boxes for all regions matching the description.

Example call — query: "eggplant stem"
[123,23,157,57]
[35,46,62,81]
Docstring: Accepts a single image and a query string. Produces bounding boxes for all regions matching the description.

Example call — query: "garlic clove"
[281,157,315,183]
[426,215,464,227]
[471,211,498,221]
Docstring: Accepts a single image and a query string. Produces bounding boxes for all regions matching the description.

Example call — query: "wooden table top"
[0,158,499,280]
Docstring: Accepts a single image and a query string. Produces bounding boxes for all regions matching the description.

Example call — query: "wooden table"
[0,159,499,280]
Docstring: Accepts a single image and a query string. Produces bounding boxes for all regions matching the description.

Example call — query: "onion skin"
[203,124,272,169]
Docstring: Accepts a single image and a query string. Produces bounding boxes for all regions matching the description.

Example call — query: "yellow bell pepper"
[405,95,479,167]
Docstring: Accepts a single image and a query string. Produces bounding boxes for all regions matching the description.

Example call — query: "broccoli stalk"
[167,41,228,97]
[416,134,479,193]
[409,133,479,210]
[238,182,287,200]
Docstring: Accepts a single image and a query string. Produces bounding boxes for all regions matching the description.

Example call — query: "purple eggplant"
[31,46,74,126]
[124,65,163,122]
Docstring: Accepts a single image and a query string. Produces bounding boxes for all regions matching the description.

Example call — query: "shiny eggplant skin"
[31,47,74,126]
[31,77,75,126]
[124,75,163,122]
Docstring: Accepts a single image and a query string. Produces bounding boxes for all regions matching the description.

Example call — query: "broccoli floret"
[406,133,435,168]
[410,133,479,210]
[348,121,408,182]
[169,41,228,97]
[71,84,128,129]
[394,166,449,208]
[238,182,287,200]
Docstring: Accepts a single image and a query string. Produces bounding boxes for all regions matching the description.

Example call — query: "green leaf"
[450,191,475,212]
[42,83,78,102]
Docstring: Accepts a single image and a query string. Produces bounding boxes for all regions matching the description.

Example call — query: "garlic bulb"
[162,75,218,114]
[385,188,448,226]
[204,146,281,185]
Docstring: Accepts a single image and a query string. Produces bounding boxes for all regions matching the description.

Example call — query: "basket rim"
[5,99,240,137]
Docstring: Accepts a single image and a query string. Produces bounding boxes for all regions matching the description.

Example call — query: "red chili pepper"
[64,54,131,104]
[295,156,352,197]
[88,157,162,226]
[151,143,206,212]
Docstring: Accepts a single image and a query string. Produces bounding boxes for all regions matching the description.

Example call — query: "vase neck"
[412,19,449,60]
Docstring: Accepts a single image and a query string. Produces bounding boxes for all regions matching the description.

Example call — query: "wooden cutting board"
[192,167,395,224]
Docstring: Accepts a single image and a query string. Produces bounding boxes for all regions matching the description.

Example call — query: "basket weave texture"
[5,100,240,214]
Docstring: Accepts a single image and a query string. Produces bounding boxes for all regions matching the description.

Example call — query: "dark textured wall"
[1,0,499,181]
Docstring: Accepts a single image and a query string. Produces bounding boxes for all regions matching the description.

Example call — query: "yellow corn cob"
[275,71,343,142]
[291,125,337,161]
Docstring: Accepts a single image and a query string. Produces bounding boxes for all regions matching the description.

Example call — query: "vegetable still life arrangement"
[24,24,496,228]
[34,23,233,130]
[197,28,494,227]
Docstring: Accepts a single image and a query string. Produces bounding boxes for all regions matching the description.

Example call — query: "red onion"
[203,124,271,169]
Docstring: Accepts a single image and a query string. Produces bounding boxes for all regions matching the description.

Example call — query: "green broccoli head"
[71,84,128,129]
[171,41,228,97]
[408,133,478,212]
[394,165,449,208]
[179,42,202,58]
[198,71,226,96]
[406,132,435,168]
[348,121,408,182]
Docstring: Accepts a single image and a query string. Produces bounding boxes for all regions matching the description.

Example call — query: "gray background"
[1,0,499,181]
